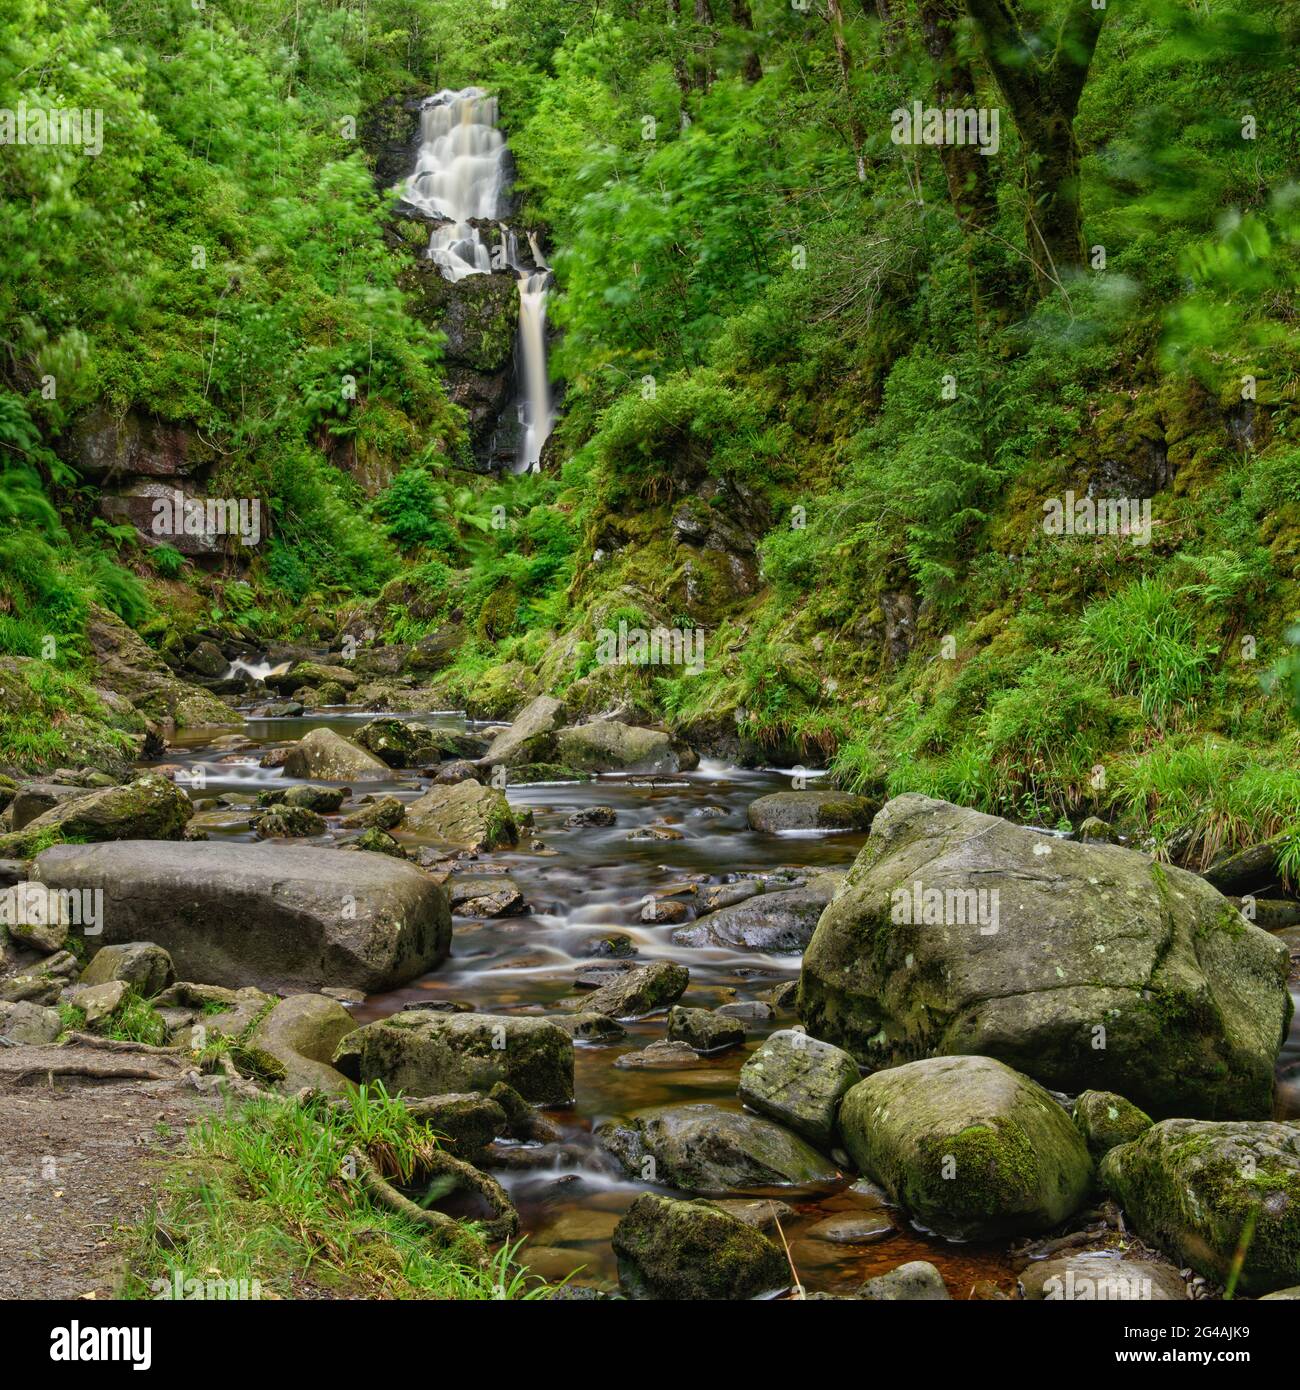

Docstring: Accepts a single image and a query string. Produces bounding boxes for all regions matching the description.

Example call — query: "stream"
[153,708,1022,1297]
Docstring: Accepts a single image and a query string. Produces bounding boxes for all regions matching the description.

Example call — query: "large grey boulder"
[33,841,450,993]
[738,1030,860,1150]
[747,790,875,833]
[1100,1119,1300,1296]
[281,728,388,781]
[479,695,566,768]
[839,1055,1094,1241]
[611,1195,787,1300]
[599,1103,843,1194]
[672,878,840,953]
[554,722,679,775]
[333,1012,573,1106]
[0,774,193,857]
[799,794,1291,1119]
[404,780,517,851]
[80,941,175,997]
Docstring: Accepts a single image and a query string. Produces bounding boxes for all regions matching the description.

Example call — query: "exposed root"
[13,1064,174,1085]
[356,1153,488,1258]
[60,1032,184,1056]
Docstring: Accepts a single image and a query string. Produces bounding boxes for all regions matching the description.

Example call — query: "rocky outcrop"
[33,841,451,992]
[838,1055,1093,1241]
[799,794,1291,1119]
[1100,1119,1300,1295]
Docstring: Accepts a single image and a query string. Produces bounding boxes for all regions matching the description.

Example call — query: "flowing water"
[155,708,1020,1298]
[401,88,554,472]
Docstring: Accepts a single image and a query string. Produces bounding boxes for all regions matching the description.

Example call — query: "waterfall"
[402,88,555,471]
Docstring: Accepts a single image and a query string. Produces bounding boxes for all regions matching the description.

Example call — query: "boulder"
[698,880,763,913]
[281,728,388,781]
[1099,1119,1300,1296]
[254,805,326,838]
[354,717,425,767]
[78,979,129,1025]
[666,1006,745,1053]
[1203,838,1285,896]
[247,994,358,1094]
[838,1055,1094,1241]
[545,1012,626,1041]
[0,774,193,857]
[858,1261,950,1301]
[81,942,175,997]
[1019,1251,1187,1301]
[402,1093,508,1157]
[611,1195,787,1301]
[738,1030,860,1150]
[565,806,617,829]
[263,784,347,814]
[333,1012,573,1106]
[1072,1090,1153,1160]
[446,875,525,917]
[799,794,1291,1119]
[479,695,566,768]
[599,1103,843,1194]
[672,879,839,953]
[554,722,679,775]
[267,662,359,695]
[0,1000,62,1044]
[341,796,405,831]
[405,780,518,851]
[564,961,688,1019]
[33,841,451,993]
[10,782,88,831]
[747,790,874,833]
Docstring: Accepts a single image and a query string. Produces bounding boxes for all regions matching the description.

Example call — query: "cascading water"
[402,88,555,472]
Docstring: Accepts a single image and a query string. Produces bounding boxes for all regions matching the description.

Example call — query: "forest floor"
[0,1045,215,1300]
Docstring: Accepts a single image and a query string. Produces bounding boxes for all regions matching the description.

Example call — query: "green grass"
[120,1086,554,1301]
[103,991,169,1047]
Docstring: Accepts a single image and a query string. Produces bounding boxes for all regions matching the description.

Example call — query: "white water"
[225,657,276,682]
[402,88,555,471]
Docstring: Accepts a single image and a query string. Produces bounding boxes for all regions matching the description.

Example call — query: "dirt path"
[0,1045,219,1300]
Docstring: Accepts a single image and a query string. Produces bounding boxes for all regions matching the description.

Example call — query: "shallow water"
[155,710,1021,1296]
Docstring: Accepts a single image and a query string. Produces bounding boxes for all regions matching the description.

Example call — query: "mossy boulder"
[267,662,359,695]
[0,773,193,857]
[334,1012,573,1106]
[611,1194,787,1300]
[598,1103,843,1194]
[562,960,688,1019]
[666,1005,745,1053]
[738,1029,860,1151]
[672,878,840,953]
[254,804,326,838]
[1073,1090,1154,1160]
[553,721,679,775]
[341,796,405,831]
[354,717,426,767]
[404,779,517,851]
[260,784,347,814]
[747,790,875,833]
[1099,1119,1300,1295]
[838,1055,1094,1241]
[247,993,358,1095]
[81,941,174,997]
[799,794,1291,1119]
[480,695,566,767]
[281,728,388,781]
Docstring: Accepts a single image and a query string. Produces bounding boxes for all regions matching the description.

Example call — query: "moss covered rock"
[799,794,1291,1119]
[838,1055,1094,1241]
[81,941,174,997]
[611,1194,787,1300]
[247,993,358,1095]
[1073,1090,1154,1160]
[554,721,679,775]
[405,779,517,850]
[562,960,688,1019]
[0,773,192,857]
[738,1029,860,1150]
[747,790,875,833]
[282,728,388,781]
[1099,1119,1300,1295]
[480,694,566,767]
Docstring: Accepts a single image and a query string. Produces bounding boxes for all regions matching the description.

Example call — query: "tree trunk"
[730,0,762,83]
[827,0,868,182]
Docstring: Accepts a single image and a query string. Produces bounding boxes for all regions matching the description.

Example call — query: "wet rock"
[672,879,838,953]
[839,1056,1093,1242]
[479,695,566,768]
[1072,1090,1154,1160]
[611,1194,787,1301]
[1099,1119,1300,1296]
[697,880,763,913]
[354,717,426,767]
[345,827,407,858]
[799,794,1291,1120]
[573,966,630,989]
[447,875,525,917]
[667,1005,746,1053]
[247,994,357,1094]
[81,942,174,997]
[506,763,588,785]
[738,1029,860,1151]
[613,1040,712,1070]
[254,804,326,839]
[0,774,193,857]
[405,780,518,851]
[625,824,683,842]
[1202,837,1286,896]
[334,1012,573,1106]
[704,1198,793,1232]
[554,722,679,775]
[1018,1251,1187,1301]
[432,759,480,785]
[598,1103,843,1194]
[566,806,617,828]
[765,980,799,1011]
[34,841,451,993]
[546,1012,626,1041]
[261,784,348,814]
[582,934,638,960]
[248,701,304,718]
[563,960,689,1019]
[858,1261,950,1301]
[282,728,389,781]
[408,1093,508,1157]
[266,661,359,695]
[805,1211,895,1244]
[715,1000,774,1023]
[640,897,689,925]
[341,795,405,830]
[746,790,874,833]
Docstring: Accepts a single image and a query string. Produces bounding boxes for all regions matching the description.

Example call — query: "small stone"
[666,1005,746,1053]
[859,1261,950,1301]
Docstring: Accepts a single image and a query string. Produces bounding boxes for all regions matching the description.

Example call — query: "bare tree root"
[60,1032,184,1056]
[13,1064,174,1085]
[356,1153,488,1259]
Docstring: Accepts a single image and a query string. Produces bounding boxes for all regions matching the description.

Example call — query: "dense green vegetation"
[2,0,1298,863]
